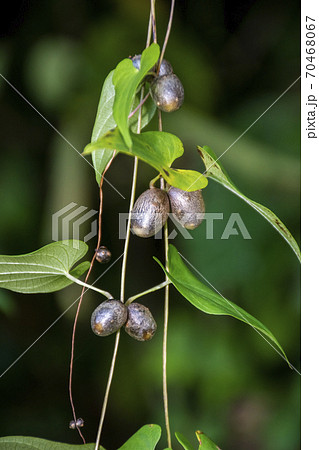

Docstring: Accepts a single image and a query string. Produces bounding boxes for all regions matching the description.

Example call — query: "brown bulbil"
[91,300,127,337]
[131,188,170,238]
[168,187,205,230]
[150,74,184,112]
[125,303,157,341]
[131,55,173,78]
[96,246,111,263]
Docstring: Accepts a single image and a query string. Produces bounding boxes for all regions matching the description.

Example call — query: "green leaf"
[196,431,220,450]
[175,432,195,450]
[154,244,289,365]
[113,43,160,147]
[0,436,106,450]
[129,92,157,134]
[117,424,161,450]
[84,128,208,191]
[198,145,301,262]
[90,70,157,185]
[91,69,117,185]
[0,240,90,294]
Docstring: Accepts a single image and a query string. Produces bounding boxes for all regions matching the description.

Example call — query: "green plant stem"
[94,12,154,446]
[161,176,172,449]
[119,156,139,302]
[94,134,141,450]
[149,173,161,188]
[66,273,113,299]
[126,280,171,305]
[159,106,172,448]
[94,330,120,450]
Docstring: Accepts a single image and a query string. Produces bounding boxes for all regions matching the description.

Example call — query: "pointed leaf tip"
[198,145,301,262]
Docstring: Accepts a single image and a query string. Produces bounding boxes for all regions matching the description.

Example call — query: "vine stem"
[126,280,171,305]
[93,10,154,449]
[65,274,113,299]
[68,153,115,444]
[158,0,175,71]
[159,109,172,448]
[94,128,140,450]
[162,220,171,449]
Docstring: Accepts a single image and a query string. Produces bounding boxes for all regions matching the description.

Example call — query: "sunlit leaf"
[117,424,161,450]
[90,69,157,184]
[198,145,301,262]
[196,430,221,450]
[84,128,207,191]
[130,92,157,134]
[90,69,117,185]
[0,241,90,294]
[113,43,160,147]
[0,436,106,450]
[154,244,289,365]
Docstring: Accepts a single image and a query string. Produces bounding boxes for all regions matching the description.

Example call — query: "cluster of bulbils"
[131,54,184,112]
[91,187,205,342]
[90,56,203,343]
[91,299,157,342]
[131,186,205,238]
[91,247,156,342]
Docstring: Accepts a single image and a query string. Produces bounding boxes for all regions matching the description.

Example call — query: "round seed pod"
[75,418,84,428]
[168,187,205,230]
[157,59,173,76]
[91,300,127,337]
[131,187,170,238]
[96,246,111,264]
[132,55,173,76]
[131,54,142,70]
[150,74,184,112]
[125,303,157,341]
[69,418,84,429]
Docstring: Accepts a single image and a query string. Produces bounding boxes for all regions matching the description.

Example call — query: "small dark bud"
[96,246,111,263]
[76,418,84,428]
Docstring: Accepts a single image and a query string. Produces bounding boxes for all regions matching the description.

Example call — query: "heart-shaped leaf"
[117,424,161,450]
[0,436,106,450]
[0,240,90,294]
[90,70,157,184]
[84,128,208,191]
[154,245,289,365]
[198,145,301,262]
[113,43,160,147]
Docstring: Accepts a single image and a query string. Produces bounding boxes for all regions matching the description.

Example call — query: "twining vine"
[0,1,301,449]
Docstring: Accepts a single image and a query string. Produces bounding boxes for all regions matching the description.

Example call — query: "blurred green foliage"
[0,1,300,449]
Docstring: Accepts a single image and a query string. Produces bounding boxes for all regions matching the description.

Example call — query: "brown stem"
[68,151,116,443]
[93,8,155,448]
[150,0,157,43]
[128,92,150,119]
[157,0,176,73]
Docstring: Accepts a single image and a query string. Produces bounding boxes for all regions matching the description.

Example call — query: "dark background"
[0,1,300,449]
